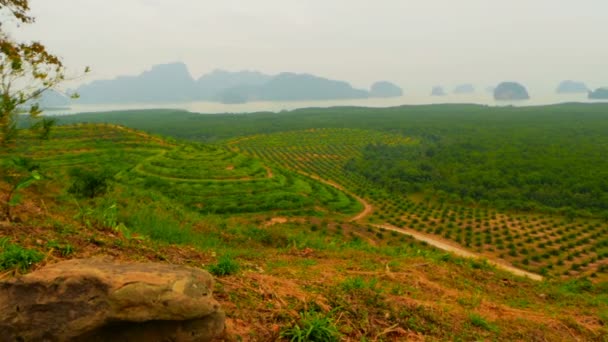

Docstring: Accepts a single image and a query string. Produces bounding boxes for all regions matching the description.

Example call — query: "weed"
[209,255,240,276]
[0,238,44,272]
[280,311,340,342]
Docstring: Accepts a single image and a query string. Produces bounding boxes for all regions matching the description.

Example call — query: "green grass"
[469,313,499,333]
[208,255,240,276]
[281,311,341,342]
[0,238,44,272]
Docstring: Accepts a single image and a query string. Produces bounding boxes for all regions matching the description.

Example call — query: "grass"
[469,313,499,333]
[0,238,44,272]
[280,311,341,342]
[208,255,240,276]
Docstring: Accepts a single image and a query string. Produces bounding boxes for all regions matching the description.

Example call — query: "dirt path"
[298,172,373,221]
[375,223,543,281]
[297,172,543,281]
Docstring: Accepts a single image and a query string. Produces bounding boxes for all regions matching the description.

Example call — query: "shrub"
[208,255,240,276]
[68,167,113,198]
[0,238,44,272]
[281,311,340,342]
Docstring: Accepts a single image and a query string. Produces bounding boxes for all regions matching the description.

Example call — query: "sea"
[43,92,605,116]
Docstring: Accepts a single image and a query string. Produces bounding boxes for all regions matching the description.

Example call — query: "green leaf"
[8,194,22,206]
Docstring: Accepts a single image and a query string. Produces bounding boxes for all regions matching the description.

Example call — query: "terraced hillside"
[231,128,608,281]
[6,125,361,218]
[10,123,172,175]
[122,143,361,215]
[231,128,414,191]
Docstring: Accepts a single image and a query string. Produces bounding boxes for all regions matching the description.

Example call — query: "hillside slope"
[1,125,606,341]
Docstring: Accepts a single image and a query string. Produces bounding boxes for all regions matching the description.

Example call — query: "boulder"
[493,82,530,101]
[0,258,225,341]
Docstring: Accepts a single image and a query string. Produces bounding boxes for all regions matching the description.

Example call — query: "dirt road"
[375,223,543,281]
[300,172,544,281]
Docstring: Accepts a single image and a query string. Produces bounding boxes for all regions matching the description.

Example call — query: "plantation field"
[10,124,172,174]
[232,128,414,189]
[231,128,608,280]
[123,142,361,215]
[5,124,361,218]
[56,104,608,216]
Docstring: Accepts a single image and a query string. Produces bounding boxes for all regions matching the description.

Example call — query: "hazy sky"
[10,0,608,92]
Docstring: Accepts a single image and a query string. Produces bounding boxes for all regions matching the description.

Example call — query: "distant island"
[588,88,608,100]
[369,81,403,98]
[74,62,402,104]
[494,82,530,101]
[24,90,70,109]
[556,80,589,94]
[453,84,475,94]
[431,86,446,96]
[216,72,369,103]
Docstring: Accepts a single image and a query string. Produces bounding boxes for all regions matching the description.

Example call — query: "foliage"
[0,156,41,221]
[0,0,34,24]
[0,237,43,271]
[281,311,341,342]
[346,137,608,215]
[208,255,240,276]
[0,0,89,146]
[68,167,113,198]
[31,117,56,140]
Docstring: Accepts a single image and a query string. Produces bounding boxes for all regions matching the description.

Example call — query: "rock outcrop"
[556,80,589,94]
[369,81,403,98]
[588,87,608,100]
[493,82,530,101]
[0,258,225,341]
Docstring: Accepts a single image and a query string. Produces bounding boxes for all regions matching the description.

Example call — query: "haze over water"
[44,92,601,116]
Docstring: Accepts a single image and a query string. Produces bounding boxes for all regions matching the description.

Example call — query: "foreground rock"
[0,258,225,341]
[494,82,530,101]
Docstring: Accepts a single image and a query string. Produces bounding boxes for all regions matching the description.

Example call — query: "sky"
[8,0,608,92]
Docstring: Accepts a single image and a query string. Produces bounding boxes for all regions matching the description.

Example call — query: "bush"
[0,238,44,272]
[208,255,240,276]
[68,167,113,198]
[281,311,340,342]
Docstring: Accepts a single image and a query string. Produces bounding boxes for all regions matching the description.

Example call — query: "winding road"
[301,172,544,281]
